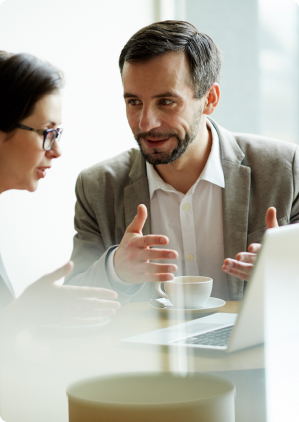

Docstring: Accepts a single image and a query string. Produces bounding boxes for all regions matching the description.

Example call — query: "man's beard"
[134,110,202,165]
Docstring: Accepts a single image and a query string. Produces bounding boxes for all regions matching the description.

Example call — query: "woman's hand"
[0,262,121,336]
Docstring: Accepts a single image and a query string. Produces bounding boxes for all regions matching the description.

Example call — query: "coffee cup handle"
[155,282,168,299]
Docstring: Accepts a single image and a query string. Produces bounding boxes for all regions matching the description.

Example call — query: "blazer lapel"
[124,151,151,235]
[222,161,251,299]
[210,118,251,300]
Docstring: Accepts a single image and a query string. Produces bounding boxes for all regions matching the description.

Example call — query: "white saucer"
[148,297,226,315]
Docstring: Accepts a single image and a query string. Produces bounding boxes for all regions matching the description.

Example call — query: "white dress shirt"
[107,120,230,300]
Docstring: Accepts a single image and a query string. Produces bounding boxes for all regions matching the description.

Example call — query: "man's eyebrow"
[123,93,138,99]
[123,91,180,99]
[153,91,180,98]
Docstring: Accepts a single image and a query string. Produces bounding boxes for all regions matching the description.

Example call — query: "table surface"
[13,300,264,373]
[0,300,265,422]
[85,300,264,374]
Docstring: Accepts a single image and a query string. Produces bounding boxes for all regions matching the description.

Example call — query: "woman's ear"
[203,83,220,115]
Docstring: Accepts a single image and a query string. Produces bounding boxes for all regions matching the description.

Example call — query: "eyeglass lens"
[44,130,61,150]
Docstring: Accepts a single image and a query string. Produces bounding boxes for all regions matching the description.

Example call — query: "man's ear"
[203,83,220,115]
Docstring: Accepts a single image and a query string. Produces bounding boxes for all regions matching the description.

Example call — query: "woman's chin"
[25,180,39,193]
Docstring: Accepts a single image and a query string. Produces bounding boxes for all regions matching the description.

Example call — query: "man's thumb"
[127,204,147,235]
[266,207,279,229]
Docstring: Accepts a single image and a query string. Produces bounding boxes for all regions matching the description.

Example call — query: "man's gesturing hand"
[222,207,279,281]
[114,204,178,284]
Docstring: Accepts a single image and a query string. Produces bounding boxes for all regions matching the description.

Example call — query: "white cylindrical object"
[67,372,235,422]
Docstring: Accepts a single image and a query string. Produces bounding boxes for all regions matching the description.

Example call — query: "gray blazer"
[65,119,299,303]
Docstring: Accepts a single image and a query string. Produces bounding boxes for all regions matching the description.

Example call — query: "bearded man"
[65,21,299,303]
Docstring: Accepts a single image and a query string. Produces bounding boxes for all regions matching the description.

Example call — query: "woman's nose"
[46,140,62,159]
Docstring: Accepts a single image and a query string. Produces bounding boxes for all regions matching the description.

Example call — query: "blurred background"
[0,0,298,296]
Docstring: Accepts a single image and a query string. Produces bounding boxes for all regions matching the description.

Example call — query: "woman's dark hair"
[119,20,221,99]
[0,51,64,132]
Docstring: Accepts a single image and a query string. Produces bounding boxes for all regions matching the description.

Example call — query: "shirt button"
[182,203,190,211]
[187,254,194,261]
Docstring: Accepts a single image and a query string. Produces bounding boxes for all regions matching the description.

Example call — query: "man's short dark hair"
[119,20,221,99]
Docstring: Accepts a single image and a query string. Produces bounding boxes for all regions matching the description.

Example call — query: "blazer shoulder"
[77,148,142,190]
[233,132,299,168]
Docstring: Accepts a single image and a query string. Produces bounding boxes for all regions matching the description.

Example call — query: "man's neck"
[154,117,212,194]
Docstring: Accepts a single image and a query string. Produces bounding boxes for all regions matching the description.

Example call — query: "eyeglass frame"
[15,123,63,151]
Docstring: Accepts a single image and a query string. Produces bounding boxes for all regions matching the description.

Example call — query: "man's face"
[122,51,205,165]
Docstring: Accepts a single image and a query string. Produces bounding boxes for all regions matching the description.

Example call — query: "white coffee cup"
[67,372,235,422]
[155,276,213,309]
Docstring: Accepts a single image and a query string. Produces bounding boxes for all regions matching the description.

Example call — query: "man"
[65,21,299,303]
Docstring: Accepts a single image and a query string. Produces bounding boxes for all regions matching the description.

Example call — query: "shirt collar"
[146,119,225,199]
[200,119,225,188]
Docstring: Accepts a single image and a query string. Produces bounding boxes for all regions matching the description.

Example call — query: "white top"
[107,120,230,300]
[0,252,15,309]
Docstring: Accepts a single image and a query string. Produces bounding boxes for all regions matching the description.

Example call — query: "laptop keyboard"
[178,325,234,347]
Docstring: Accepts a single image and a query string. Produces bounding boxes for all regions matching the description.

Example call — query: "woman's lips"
[144,137,171,148]
[37,167,50,178]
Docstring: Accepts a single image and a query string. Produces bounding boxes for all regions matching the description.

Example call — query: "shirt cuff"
[106,248,142,295]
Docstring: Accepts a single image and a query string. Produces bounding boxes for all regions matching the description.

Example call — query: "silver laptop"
[122,223,299,352]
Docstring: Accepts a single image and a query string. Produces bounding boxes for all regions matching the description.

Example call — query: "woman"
[0,51,120,337]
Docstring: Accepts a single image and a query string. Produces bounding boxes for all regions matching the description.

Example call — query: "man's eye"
[161,99,173,105]
[128,99,141,106]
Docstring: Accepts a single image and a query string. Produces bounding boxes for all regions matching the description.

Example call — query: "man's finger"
[135,235,170,248]
[248,243,261,253]
[222,258,253,282]
[222,266,252,282]
[235,252,257,264]
[266,206,279,229]
[223,258,252,272]
[141,248,178,261]
[222,258,253,279]
[126,204,148,235]
[142,273,175,283]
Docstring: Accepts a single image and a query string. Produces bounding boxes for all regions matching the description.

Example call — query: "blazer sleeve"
[64,173,144,304]
[64,172,112,287]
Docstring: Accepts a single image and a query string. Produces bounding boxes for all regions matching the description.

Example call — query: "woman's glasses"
[15,123,63,151]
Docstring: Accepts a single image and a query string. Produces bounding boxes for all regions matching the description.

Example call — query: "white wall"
[0,0,157,296]
[186,0,299,143]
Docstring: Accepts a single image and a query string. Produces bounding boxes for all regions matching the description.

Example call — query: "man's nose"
[46,140,62,159]
[139,106,161,132]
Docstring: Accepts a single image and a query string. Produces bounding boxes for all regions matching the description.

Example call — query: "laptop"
[122,223,299,352]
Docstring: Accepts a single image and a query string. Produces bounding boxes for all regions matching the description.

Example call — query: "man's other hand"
[222,207,279,281]
[114,204,178,284]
